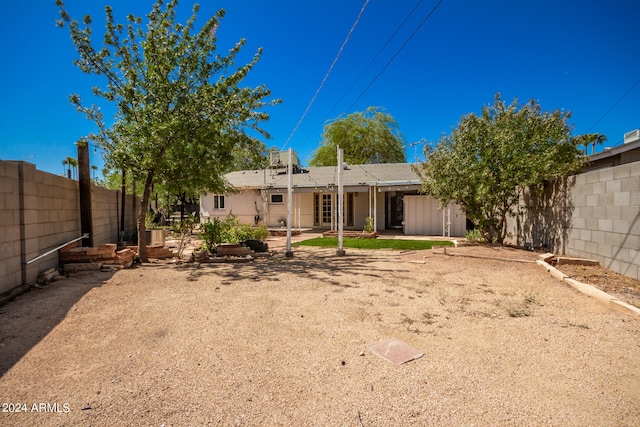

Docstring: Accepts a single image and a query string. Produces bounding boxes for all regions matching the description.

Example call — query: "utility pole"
[336,146,345,256]
[285,148,294,258]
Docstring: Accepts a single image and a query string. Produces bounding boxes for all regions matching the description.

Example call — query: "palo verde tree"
[414,94,584,244]
[309,107,406,166]
[57,0,279,261]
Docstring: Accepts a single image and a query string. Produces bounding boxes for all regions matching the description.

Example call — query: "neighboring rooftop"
[586,129,640,171]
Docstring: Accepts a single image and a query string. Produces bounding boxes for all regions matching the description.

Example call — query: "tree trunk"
[180,192,186,225]
[137,170,155,263]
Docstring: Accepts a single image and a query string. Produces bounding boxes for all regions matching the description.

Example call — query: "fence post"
[78,144,94,247]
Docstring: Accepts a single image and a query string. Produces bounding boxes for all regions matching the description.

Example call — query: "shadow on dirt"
[0,270,115,377]
[184,248,411,287]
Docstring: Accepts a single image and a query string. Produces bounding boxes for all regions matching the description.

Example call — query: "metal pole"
[26,234,89,265]
[337,147,345,256]
[285,148,293,257]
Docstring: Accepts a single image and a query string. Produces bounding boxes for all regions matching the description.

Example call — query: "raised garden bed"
[268,229,301,237]
[322,230,377,239]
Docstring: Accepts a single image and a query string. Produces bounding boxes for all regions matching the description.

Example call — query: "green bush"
[199,215,269,253]
[363,216,374,233]
[465,228,484,242]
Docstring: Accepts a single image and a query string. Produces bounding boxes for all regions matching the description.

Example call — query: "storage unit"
[403,195,466,237]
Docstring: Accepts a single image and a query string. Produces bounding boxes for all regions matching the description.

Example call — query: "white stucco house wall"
[200,160,467,237]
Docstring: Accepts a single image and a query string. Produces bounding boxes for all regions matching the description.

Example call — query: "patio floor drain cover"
[368,338,424,365]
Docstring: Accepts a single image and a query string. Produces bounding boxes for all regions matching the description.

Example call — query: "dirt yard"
[0,243,639,426]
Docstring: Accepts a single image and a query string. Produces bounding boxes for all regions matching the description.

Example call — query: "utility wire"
[300,0,444,163]
[585,77,640,133]
[325,0,426,120]
[297,0,426,159]
[346,0,445,112]
[282,0,370,150]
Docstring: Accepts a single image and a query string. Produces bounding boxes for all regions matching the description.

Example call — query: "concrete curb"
[537,260,640,320]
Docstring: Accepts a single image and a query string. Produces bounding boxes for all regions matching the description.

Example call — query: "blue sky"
[1,0,639,176]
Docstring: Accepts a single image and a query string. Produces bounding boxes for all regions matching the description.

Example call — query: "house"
[200,152,467,236]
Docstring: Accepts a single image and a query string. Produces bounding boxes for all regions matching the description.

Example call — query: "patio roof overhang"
[260,181,422,194]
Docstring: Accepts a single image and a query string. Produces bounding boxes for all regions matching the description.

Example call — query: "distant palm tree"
[591,133,607,155]
[69,158,78,180]
[62,158,69,177]
[63,156,78,179]
[574,133,606,156]
[91,165,98,180]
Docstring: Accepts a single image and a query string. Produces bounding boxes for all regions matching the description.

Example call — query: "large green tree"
[309,107,406,166]
[57,0,279,261]
[414,94,584,244]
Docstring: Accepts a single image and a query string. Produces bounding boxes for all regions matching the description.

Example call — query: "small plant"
[567,321,589,330]
[504,292,539,318]
[173,213,197,258]
[199,217,223,253]
[363,216,374,233]
[422,311,437,325]
[465,228,484,242]
[522,291,538,305]
[506,305,532,318]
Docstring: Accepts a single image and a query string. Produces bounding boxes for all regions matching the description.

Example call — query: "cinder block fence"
[0,160,139,294]
[506,161,640,281]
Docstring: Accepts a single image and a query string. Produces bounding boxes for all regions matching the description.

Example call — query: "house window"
[213,195,225,209]
[270,194,283,204]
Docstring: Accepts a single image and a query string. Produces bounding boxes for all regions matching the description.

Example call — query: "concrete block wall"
[91,185,140,245]
[507,161,640,280]
[1,161,80,292]
[0,160,139,294]
[0,161,24,294]
[567,162,640,280]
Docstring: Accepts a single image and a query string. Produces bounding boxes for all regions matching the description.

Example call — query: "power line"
[346,0,445,112]
[299,0,445,163]
[325,0,426,120]
[585,77,640,133]
[282,0,370,150]
[296,0,427,158]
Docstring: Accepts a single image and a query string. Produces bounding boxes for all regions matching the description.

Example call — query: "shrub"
[465,228,484,242]
[172,213,197,258]
[363,217,375,233]
[199,215,269,253]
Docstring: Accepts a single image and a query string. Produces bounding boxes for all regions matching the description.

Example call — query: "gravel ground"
[0,244,639,426]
